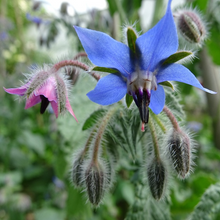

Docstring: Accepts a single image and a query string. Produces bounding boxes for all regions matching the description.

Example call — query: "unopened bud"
[168,129,191,179]
[176,9,207,44]
[71,154,85,188]
[147,157,167,200]
[85,161,105,205]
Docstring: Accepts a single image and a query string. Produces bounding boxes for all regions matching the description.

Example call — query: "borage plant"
[4,0,217,216]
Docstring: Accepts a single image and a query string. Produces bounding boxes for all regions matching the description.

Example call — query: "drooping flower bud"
[175,9,207,45]
[85,161,106,205]
[167,129,192,179]
[71,154,85,188]
[4,66,77,120]
[147,157,167,200]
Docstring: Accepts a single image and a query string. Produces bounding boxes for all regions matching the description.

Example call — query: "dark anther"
[136,90,150,124]
[40,95,50,114]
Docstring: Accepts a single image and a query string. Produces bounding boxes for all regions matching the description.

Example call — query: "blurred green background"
[1,0,220,219]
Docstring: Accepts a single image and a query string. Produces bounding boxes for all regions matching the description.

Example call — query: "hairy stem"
[150,110,167,133]
[81,127,97,158]
[163,106,180,131]
[92,107,117,164]
[53,60,100,81]
[149,118,160,159]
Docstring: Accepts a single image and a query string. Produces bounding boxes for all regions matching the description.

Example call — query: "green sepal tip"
[91,66,119,74]
[127,27,137,53]
[159,81,174,90]
[162,51,193,65]
[125,94,133,108]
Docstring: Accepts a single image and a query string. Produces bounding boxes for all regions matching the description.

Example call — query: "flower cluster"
[3,0,217,207]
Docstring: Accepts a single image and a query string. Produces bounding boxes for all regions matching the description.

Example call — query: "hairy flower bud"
[167,129,191,179]
[176,9,207,44]
[85,161,106,205]
[71,154,85,188]
[147,157,167,200]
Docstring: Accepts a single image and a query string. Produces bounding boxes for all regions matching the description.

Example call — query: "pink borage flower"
[4,68,77,121]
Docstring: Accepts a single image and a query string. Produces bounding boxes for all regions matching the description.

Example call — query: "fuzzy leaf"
[91,66,119,74]
[127,27,137,53]
[189,183,220,220]
[126,94,133,108]
[82,109,107,130]
[159,81,174,90]
[162,51,193,65]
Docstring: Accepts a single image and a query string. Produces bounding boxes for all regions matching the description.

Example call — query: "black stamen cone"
[136,90,150,124]
[40,95,50,114]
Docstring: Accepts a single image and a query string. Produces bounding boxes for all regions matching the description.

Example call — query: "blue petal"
[149,85,165,114]
[87,74,127,105]
[157,63,216,94]
[135,0,178,71]
[74,26,134,77]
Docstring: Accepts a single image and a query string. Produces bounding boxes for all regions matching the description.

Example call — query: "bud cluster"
[71,108,117,206]
[144,105,195,200]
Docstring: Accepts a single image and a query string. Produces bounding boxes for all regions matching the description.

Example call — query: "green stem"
[148,118,160,159]
[150,110,166,133]
[92,107,117,164]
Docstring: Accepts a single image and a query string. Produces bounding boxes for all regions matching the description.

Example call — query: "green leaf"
[162,51,193,65]
[91,66,119,74]
[189,183,220,220]
[159,81,174,90]
[66,184,92,218]
[82,109,107,130]
[191,0,209,12]
[126,94,133,108]
[127,27,137,53]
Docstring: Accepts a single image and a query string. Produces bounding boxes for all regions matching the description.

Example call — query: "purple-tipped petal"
[74,26,134,77]
[66,98,78,122]
[149,85,165,114]
[4,86,27,96]
[87,74,127,105]
[25,95,41,109]
[157,63,216,94]
[136,0,178,71]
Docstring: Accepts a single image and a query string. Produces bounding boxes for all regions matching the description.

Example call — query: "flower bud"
[176,9,207,44]
[71,154,85,188]
[147,157,167,200]
[167,129,191,179]
[85,161,106,205]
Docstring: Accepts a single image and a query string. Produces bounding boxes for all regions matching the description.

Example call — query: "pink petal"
[51,101,59,118]
[25,95,41,109]
[4,86,27,96]
[66,98,78,122]
[34,76,57,102]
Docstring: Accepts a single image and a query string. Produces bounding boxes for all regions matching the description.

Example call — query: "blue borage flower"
[74,0,215,124]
